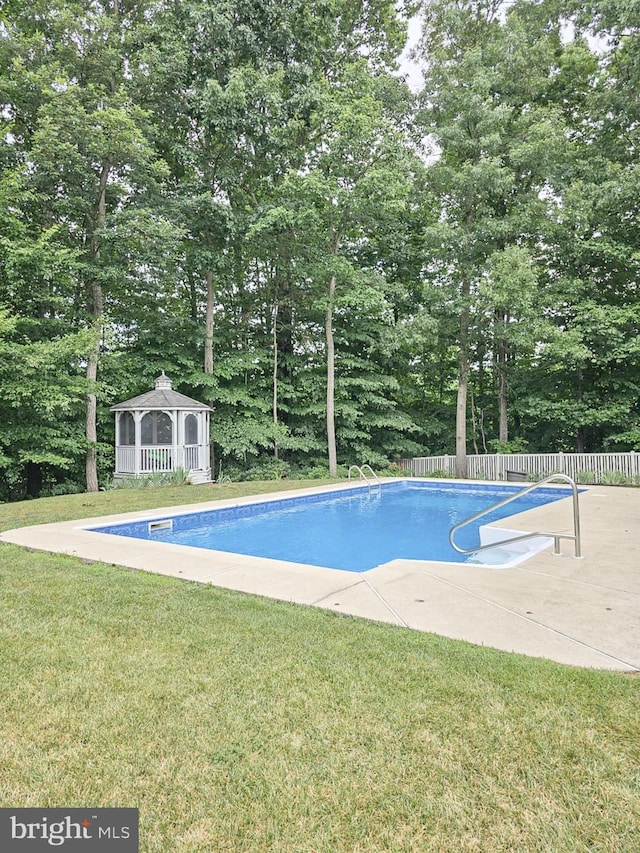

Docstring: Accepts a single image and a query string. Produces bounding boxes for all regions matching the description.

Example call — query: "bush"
[488,438,531,453]
[44,481,85,497]
[240,460,292,481]
[377,462,405,477]
[299,465,332,480]
[111,468,192,489]
[163,468,192,486]
[600,471,632,486]
[110,476,142,490]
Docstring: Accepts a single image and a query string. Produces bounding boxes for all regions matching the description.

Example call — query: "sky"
[398,15,424,92]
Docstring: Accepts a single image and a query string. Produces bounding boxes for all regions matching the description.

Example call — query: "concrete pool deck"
[1,479,638,672]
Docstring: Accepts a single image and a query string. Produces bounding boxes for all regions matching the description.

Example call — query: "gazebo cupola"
[111,372,212,484]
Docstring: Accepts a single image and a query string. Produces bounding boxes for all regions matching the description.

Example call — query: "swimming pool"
[89,480,572,572]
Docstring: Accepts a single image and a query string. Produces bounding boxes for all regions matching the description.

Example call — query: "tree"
[416,0,570,472]
[259,68,418,474]
[480,245,538,445]
[515,3,640,451]
[0,306,91,500]
[2,0,172,491]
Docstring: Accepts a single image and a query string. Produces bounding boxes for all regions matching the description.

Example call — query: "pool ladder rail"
[348,464,381,489]
[449,473,583,560]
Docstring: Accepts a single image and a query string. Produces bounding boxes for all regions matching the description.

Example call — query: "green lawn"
[1,483,639,852]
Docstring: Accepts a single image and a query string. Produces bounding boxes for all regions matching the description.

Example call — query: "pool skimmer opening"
[148,519,173,534]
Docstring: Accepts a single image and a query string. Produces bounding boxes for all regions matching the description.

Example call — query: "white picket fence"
[400,452,640,484]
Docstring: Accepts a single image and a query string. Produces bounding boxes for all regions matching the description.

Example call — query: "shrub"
[488,438,530,453]
[110,476,142,490]
[600,471,632,486]
[300,465,332,480]
[241,460,292,481]
[163,468,192,486]
[111,468,191,489]
[44,482,85,497]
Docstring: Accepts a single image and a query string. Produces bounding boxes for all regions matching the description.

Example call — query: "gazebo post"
[134,411,141,475]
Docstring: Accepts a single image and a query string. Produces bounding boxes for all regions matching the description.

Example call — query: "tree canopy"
[1,0,638,499]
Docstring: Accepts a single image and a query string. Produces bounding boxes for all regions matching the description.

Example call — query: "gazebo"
[111,372,212,484]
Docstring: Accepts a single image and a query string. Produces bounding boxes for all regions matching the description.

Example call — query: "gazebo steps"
[188,469,212,485]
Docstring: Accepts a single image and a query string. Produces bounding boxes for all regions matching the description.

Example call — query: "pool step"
[468,526,554,568]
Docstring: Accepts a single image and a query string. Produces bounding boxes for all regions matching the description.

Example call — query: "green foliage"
[0,305,92,500]
[221,459,350,482]
[299,465,336,480]
[489,439,531,454]
[111,468,192,490]
[230,460,292,482]
[599,471,633,486]
[1,0,640,497]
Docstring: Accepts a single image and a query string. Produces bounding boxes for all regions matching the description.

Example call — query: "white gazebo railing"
[115,444,210,475]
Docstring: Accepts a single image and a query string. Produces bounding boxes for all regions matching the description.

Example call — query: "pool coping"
[2,478,639,672]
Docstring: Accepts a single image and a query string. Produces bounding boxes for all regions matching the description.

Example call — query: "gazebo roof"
[110,372,212,412]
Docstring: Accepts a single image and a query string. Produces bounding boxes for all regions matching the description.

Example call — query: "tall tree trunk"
[85,314,102,492]
[455,282,471,479]
[326,273,337,477]
[496,309,508,444]
[85,160,109,492]
[272,301,279,460]
[204,267,215,374]
[325,230,340,477]
[576,367,586,452]
[470,383,479,455]
[274,262,294,463]
[203,265,215,476]
[86,0,123,492]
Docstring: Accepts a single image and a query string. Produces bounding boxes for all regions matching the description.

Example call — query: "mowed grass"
[0,479,341,531]
[1,485,639,852]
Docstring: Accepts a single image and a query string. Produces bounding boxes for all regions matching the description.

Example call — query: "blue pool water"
[89,480,572,572]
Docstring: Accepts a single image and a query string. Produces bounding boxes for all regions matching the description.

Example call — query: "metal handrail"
[348,464,381,487]
[449,473,582,559]
[360,464,380,484]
